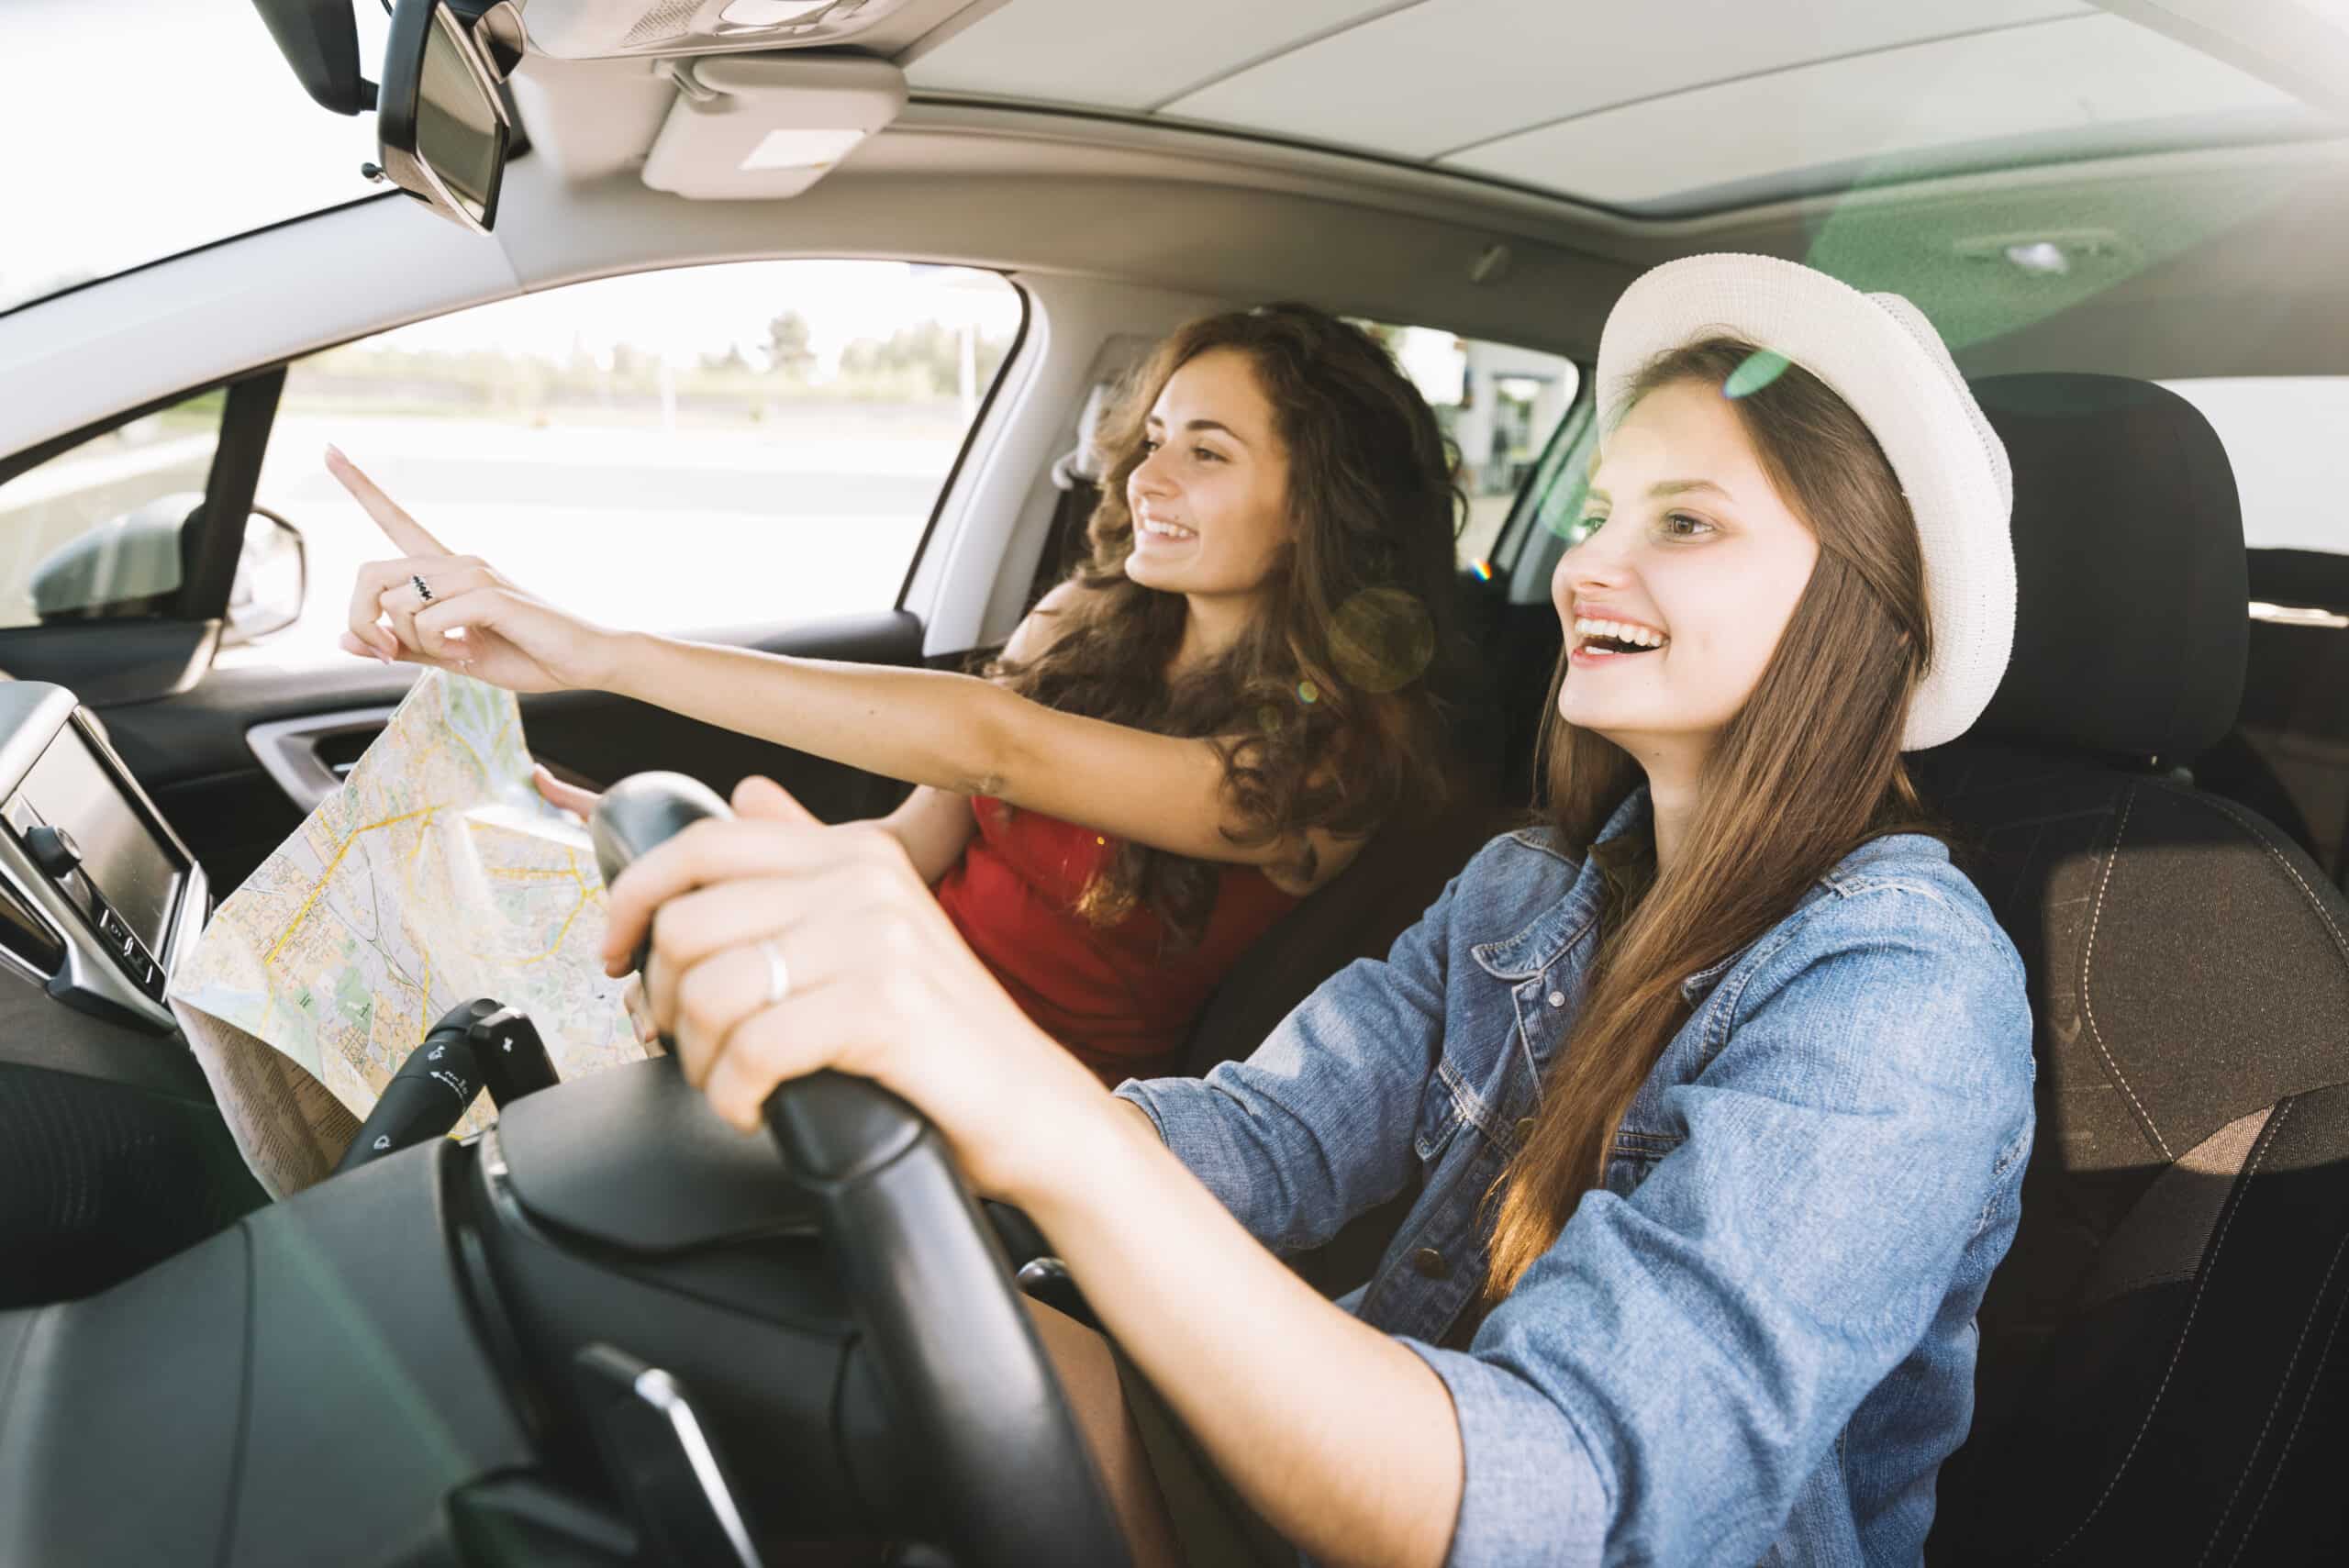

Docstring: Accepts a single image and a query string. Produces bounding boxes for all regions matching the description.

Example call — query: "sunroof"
[904,0,2344,214]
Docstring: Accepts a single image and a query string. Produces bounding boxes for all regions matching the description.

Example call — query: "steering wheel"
[591,773,1132,1568]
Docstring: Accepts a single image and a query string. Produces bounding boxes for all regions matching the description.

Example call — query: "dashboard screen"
[17,728,184,953]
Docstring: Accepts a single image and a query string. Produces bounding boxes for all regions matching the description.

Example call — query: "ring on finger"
[758,938,792,1008]
[412,573,435,605]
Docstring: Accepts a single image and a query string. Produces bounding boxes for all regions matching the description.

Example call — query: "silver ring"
[411,573,435,605]
[758,938,791,1008]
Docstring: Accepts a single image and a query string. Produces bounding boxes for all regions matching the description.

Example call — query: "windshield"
[1,0,393,317]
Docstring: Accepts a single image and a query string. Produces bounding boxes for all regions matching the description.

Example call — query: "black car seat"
[1914,375,2349,1562]
[2199,547,2349,889]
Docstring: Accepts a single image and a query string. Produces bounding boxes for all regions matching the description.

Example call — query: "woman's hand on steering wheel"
[327,445,624,694]
[599,775,1112,1203]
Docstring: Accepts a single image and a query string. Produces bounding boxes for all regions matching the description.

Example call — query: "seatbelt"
[1026,474,1097,614]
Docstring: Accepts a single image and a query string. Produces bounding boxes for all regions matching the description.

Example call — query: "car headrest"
[1957,373,2248,763]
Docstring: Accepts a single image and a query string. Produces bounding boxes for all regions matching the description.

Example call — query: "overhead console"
[518,0,929,60]
[0,683,206,1032]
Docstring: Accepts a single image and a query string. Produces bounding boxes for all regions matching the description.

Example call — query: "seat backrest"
[1174,779,1516,1298]
[1915,376,2349,1563]
[1179,785,1514,1082]
[1175,564,1519,1085]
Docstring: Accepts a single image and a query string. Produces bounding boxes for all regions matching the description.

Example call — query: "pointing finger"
[325,443,451,556]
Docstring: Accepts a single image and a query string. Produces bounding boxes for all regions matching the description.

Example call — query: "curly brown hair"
[987,303,1466,948]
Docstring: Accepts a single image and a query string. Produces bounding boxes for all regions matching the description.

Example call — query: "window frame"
[1490,366,1598,601]
[5,257,1035,690]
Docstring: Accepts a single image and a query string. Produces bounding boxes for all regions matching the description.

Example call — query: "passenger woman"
[331,304,1464,1086]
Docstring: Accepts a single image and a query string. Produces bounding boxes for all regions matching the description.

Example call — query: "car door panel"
[91,609,927,895]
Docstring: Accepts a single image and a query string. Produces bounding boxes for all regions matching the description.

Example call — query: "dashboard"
[0,682,207,1033]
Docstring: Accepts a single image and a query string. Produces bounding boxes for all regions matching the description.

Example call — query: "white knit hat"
[1594,253,2016,751]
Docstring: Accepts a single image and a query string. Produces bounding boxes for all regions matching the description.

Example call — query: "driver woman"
[598,255,2038,1566]
[327,303,1464,1087]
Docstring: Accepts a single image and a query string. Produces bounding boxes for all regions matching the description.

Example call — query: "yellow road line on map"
[264,806,446,964]
[443,726,491,785]
[513,884,595,967]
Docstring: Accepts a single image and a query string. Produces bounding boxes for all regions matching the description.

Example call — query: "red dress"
[932,797,1300,1085]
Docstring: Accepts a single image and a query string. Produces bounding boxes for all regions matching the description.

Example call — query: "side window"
[0,389,225,628]
[225,261,1023,669]
[1506,401,1601,606]
[1356,324,1581,569]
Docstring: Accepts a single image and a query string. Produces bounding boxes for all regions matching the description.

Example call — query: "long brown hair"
[1482,336,1952,1301]
[989,303,1464,946]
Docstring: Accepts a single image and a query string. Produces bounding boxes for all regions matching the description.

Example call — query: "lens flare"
[1328,586,1438,695]
[1723,350,1793,400]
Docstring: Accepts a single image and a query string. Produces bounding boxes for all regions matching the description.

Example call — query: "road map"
[169,670,644,1195]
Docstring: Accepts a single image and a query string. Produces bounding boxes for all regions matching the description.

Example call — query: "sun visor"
[640,53,905,199]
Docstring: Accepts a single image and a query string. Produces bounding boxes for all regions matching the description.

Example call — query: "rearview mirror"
[378,0,512,233]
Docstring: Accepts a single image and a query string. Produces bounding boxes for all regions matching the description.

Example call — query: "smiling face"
[1553,377,1822,771]
[1122,347,1296,602]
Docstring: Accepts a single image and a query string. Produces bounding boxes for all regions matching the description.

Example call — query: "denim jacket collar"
[1467,789,1648,982]
[1464,785,1837,1005]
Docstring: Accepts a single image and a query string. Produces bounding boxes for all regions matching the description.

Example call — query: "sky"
[0,0,1022,364]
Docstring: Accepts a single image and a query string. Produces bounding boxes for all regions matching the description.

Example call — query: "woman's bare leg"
[1024,1298,1186,1568]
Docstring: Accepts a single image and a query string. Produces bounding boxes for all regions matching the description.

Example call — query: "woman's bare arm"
[330,435,1365,894]
[606,592,1364,894]
[881,785,980,885]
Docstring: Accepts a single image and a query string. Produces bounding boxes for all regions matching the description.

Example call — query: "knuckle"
[876,909,922,962]
[676,976,718,1038]
[880,966,923,1016]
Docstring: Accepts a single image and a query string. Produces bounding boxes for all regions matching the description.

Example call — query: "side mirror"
[377,0,514,233]
[27,493,195,623]
[223,508,307,648]
[26,499,303,646]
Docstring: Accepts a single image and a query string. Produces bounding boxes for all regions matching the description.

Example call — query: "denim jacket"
[1116,787,2036,1567]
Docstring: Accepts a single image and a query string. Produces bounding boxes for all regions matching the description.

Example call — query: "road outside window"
[224,260,1021,670]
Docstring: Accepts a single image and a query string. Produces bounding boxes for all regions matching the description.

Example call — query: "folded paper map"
[169,670,645,1195]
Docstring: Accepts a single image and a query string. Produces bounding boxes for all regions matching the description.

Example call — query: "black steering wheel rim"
[592,773,1131,1568]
